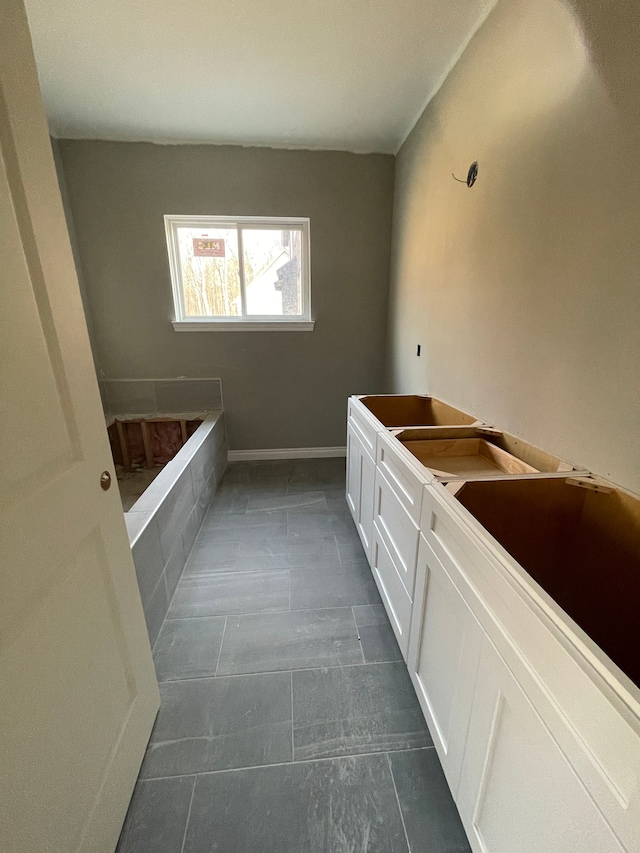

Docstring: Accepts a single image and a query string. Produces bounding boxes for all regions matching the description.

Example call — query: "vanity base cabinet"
[346,395,640,853]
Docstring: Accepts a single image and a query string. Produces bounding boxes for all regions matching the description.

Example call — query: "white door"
[0,3,160,852]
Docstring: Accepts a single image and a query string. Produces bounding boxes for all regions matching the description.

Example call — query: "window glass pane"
[242,228,303,316]
[177,227,240,317]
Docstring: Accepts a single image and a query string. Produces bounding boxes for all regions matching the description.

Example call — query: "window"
[165,215,313,331]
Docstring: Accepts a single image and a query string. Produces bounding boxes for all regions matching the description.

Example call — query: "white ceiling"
[25,0,494,154]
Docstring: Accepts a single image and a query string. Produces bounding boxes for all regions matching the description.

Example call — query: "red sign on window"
[193,237,225,257]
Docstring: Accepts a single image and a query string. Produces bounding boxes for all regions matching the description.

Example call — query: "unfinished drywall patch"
[386,0,640,494]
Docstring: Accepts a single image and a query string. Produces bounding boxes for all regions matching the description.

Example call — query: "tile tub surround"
[125,412,227,647]
[103,377,223,417]
[117,458,470,853]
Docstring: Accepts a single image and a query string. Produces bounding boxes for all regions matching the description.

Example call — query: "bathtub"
[123,412,227,646]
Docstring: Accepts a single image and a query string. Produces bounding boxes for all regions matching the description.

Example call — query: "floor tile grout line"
[191,530,346,544]
[182,558,366,575]
[290,672,295,762]
[168,605,289,622]
[386,752,412,853]
[182,566,344,576]
[179,775,197,853]
[165,604,373,621]
[195,523,359,535]
[139,745,436,783]
[176,568,295,582]
[156,658,407,684]
[198,518,357,528]
[213,616,228,677]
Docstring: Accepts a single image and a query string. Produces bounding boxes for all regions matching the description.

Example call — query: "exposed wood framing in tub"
[140,422,154,469]
[108,415,204,471]
[116,421,130,472]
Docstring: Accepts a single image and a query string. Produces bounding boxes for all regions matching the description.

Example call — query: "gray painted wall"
[386,0,640,494]
[50,137,101,376]
[58,141,394,450]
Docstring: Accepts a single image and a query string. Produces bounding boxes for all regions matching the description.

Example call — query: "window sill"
[172,320,315,332]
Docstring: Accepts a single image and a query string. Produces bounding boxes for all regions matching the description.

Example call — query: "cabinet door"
[407,534,483,797]
[346,424,361,521]
[458,637,627,853]
[356,442,375,559]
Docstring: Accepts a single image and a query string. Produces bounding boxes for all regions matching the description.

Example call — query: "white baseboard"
[227,446,346,461]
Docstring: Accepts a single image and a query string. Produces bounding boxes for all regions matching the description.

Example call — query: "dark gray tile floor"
[117,458,470,853]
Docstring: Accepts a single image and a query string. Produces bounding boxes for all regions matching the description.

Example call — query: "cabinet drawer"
[370,525,413,659]
[373,466,420,598]
[376,429,429,523]
[347,397,378,459]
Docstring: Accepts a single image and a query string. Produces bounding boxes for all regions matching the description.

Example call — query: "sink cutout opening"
[454,478,640,688]
[360,395,476,428]
[402,437,539,478]
[394,429,580,476]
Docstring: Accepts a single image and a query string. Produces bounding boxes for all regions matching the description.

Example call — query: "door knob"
[100,471,112,491]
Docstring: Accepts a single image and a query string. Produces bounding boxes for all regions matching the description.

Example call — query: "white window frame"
[165,214,314,331]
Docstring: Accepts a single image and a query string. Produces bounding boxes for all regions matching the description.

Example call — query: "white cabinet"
[458,636,627,853]
[407,533,483,795]
[346,423,375,562]
[346,396,640,853]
